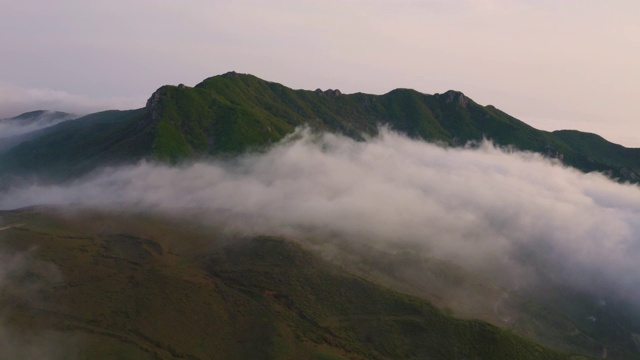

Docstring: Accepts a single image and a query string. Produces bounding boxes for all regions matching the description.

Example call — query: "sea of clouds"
[2,128,640,303]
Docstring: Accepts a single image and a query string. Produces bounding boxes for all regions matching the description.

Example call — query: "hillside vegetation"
[0,208,590,359]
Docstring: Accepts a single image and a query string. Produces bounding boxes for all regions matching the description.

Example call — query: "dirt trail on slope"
[0,223,24,231]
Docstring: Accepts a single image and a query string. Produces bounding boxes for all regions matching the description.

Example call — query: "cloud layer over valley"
[2,129,640,304]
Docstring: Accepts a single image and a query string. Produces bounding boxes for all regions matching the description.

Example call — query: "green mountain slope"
[140,72,640,181]
[1,71,639,183]
[0,111,76,152]
[552,130,640,180]
[323,240,640,359]
[0,207,588,360]
[0,109,150,182]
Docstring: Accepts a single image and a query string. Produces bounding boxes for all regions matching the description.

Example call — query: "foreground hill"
[1,72,639,183]
[0,207,588,360]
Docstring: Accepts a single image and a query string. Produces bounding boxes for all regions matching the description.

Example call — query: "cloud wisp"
[0,111,76,139]
[2,129,640,303]
[0,84,142,120]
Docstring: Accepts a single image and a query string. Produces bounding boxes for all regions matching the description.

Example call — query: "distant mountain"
[1,72,639,183]
[0,110,76,152]
[0,109,147,182]
[5,110,74,123]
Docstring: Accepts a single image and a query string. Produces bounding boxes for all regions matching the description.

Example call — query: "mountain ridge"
[1,71,639,183]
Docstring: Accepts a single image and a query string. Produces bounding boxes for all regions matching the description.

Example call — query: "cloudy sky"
[1,0,639,146]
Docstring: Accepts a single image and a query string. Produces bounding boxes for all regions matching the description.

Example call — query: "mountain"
[2,73,640,359]
[0,109,148,183]
[0,110,76,152]
[3,110,74,124]
[1,71,639,184]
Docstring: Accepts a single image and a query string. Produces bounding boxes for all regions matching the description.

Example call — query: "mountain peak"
[11,110,49,119]
[7,110,75,121]
[315,88,342,97]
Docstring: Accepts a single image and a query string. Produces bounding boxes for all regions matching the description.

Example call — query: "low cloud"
[0,111,76,139]
[2,129,640,304]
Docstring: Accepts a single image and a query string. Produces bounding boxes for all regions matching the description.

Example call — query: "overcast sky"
[1,0,638,146]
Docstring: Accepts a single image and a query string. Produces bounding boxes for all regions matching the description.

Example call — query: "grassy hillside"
[0,109,149,183]
[143,72,640,182]
[145,73,547,157]
[0,207,589,360]
[552,130,640,180]
[322,240,640,359]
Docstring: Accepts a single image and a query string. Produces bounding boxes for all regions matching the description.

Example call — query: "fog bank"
[2,129,640,302]
[0,111,76,138]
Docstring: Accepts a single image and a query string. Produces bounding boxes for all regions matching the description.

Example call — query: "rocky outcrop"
[620,167,640,182]
[544,144,564,162]
[437,90,469,108]
[145,88,166,123]
[316,89,342,97]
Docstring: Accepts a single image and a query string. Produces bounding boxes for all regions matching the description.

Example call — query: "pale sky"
[1,0,639,146]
